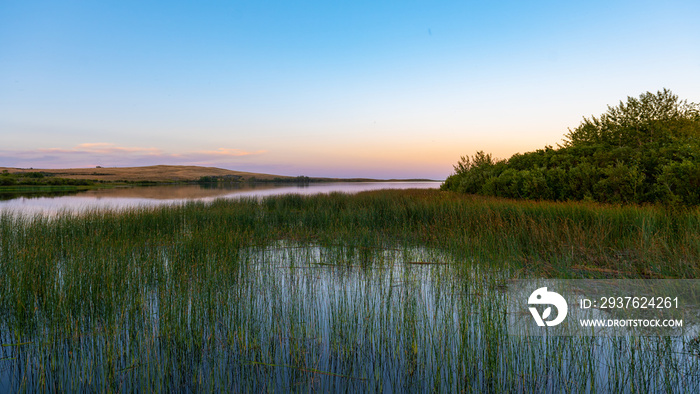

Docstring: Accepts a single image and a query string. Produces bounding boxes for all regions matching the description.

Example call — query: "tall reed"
[1,190,699,391]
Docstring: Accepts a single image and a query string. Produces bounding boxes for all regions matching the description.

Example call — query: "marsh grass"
[1,190,699,391]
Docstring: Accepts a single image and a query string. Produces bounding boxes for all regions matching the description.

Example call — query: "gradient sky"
[2,0,699,179]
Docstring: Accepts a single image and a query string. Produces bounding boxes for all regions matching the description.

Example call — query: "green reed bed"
[1,190,699,391]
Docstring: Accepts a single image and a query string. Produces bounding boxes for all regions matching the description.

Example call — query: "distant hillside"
[0,165,292,183]
[0,165,441,188]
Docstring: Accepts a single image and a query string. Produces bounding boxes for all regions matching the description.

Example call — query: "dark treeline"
[442,89,700,205]
[197,174,244,183]
[198,175,311,184]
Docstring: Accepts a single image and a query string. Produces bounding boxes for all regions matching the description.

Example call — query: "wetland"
[1,188,699,391]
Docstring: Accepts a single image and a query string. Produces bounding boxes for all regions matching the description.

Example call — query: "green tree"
[564,89,700,148]
[656,159,700,205]
[443,89,700,205]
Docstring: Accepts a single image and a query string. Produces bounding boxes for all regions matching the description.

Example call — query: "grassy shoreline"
[3,189,699,276]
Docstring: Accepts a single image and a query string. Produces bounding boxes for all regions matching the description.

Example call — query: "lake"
[0,181,441,216]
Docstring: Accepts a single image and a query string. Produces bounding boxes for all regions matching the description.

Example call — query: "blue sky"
[1,0,699,179]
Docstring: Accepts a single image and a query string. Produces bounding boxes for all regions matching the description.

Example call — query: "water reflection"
[2,242,697,392]
[0,182,440,216]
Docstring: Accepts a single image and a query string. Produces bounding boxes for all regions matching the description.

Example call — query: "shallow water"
[1,243,698,392]
[0,181,440,216]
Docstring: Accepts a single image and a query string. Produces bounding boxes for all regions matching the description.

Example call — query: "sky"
[1,0,699,179]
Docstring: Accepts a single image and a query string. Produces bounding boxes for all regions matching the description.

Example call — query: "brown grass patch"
[0,165,291,182]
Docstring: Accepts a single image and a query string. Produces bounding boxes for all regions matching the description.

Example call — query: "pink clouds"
[0,143,267,169]
[37,143,164,155]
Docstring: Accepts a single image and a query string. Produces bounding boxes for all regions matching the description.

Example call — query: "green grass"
[1,189,699,391]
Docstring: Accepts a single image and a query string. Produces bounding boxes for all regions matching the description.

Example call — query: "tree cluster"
[442,89,700,205]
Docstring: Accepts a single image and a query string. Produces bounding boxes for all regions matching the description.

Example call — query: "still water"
[0,182,440,216]
[3,241,697,392]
